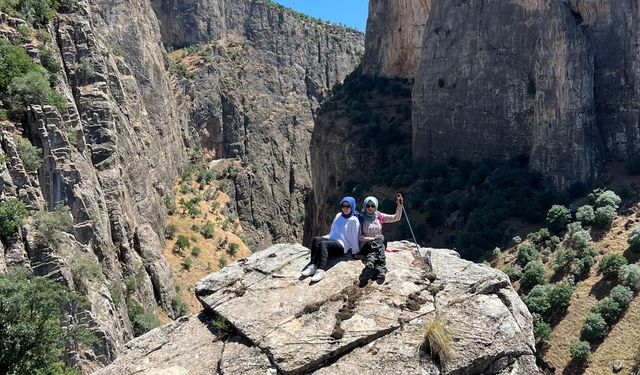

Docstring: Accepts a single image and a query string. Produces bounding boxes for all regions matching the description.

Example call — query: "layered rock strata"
[99,242,538,374]
[151,0,364,248]
[2,0,186,368]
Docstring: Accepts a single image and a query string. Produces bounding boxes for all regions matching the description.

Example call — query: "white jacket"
[326,213,361,254]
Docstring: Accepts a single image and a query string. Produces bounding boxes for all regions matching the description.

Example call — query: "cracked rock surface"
[97,241,538,374]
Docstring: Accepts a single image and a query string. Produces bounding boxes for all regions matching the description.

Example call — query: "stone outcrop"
[99,242,537,374]
[151,0,364,249]
[362,0,431,79]
[2,0,187,369]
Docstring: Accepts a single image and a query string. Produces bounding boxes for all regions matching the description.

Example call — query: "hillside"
[493,163,640,374]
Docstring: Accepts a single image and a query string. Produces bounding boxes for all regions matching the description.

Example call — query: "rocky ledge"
[95,242,538,374]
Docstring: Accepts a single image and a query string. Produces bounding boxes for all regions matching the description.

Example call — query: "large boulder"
[96,241,537,374]
[195,241,538,374]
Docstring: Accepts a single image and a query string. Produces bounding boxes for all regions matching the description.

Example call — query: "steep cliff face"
[362,0,431,79]
[412,0,639,188]
[1,0,187,369]
[413,0,543,161]
[151,0,364,249]
[567,0,640,160]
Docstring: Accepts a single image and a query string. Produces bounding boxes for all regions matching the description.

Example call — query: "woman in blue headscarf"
[301,196,361,282]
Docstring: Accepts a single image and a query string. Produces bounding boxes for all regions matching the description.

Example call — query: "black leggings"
[310,236,344,270]
[360,237,387,273]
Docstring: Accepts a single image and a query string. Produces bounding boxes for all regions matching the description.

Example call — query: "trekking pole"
[399,193,432,271]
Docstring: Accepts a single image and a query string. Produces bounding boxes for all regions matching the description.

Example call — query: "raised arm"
[379,194,404,223]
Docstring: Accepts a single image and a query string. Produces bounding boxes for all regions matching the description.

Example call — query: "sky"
[271,0,369,32]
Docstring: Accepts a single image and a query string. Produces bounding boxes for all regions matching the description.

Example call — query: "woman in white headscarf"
[358,193,403,280]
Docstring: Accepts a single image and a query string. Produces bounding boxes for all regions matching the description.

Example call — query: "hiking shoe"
[377,269,387,279]
[310,269,326,282]
[301,264,317,277]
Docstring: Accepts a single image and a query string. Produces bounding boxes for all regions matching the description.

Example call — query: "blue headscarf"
[340,196,357,218]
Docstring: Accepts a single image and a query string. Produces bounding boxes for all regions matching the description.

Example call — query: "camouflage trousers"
[360,237,387,274]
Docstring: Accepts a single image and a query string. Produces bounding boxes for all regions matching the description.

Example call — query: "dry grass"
[421,315,452,363]
[164,163,251,313]
[538,162,640,374]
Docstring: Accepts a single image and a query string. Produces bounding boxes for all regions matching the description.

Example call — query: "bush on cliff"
[0,269,94,374]
[0,197,29,243]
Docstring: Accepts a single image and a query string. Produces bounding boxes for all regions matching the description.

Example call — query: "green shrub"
[618,264,640,291]
[532,313,552,345]
[492,247,501,259]
[70,256,103,287]
[0,39,40,91]
[521,261,548,291]
[39,46,60,77]
[553,248,576,272]
[610,285,633,310]
[7,69,65,112]
[191,246,201,257]
[0,269,94,374]
[594,190,621,209]
[592,297,621,324]
[581,312,608,342]
[570,340,591,363]
[125,266,146,295]
[0,197,29,242]
[218,255,228,268]
[108,284,122,305]
[628,227,640,252]
[171,297,189,318]
[165,223,178,239]
[523,285,551,315]
[598,253,627,279]
[127,301,160,337]
[593,206,616,229]
[181,256,193,270]
[175,235,190,251]
[501,263,520,282]
[548,281,574,310]
[574,255,595,280]
[516,243,539,267]
[576,205,595,225]
[163,195,176,215]
[527,228,552,247]
[202,220,215,239]
[512,236,522,244]
[35,204,73,241]
[76,57,94,81]
[547,205,571,233]
[569,228,591,251]
[15,136,43,172]
[228,242,239,256]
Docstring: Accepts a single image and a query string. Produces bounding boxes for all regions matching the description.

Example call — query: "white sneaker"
[310,269,325,282]
[301,264,317,277]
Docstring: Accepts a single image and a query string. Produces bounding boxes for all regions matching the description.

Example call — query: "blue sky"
[272,0,369,32]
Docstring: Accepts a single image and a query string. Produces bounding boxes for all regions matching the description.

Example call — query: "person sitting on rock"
[301,196,361,282]
[357,193,403,281]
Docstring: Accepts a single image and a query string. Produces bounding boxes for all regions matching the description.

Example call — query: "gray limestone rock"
[151,0,364,249]
[195,241,537,374]
[363,0,431,79]
[93,314,232,375]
